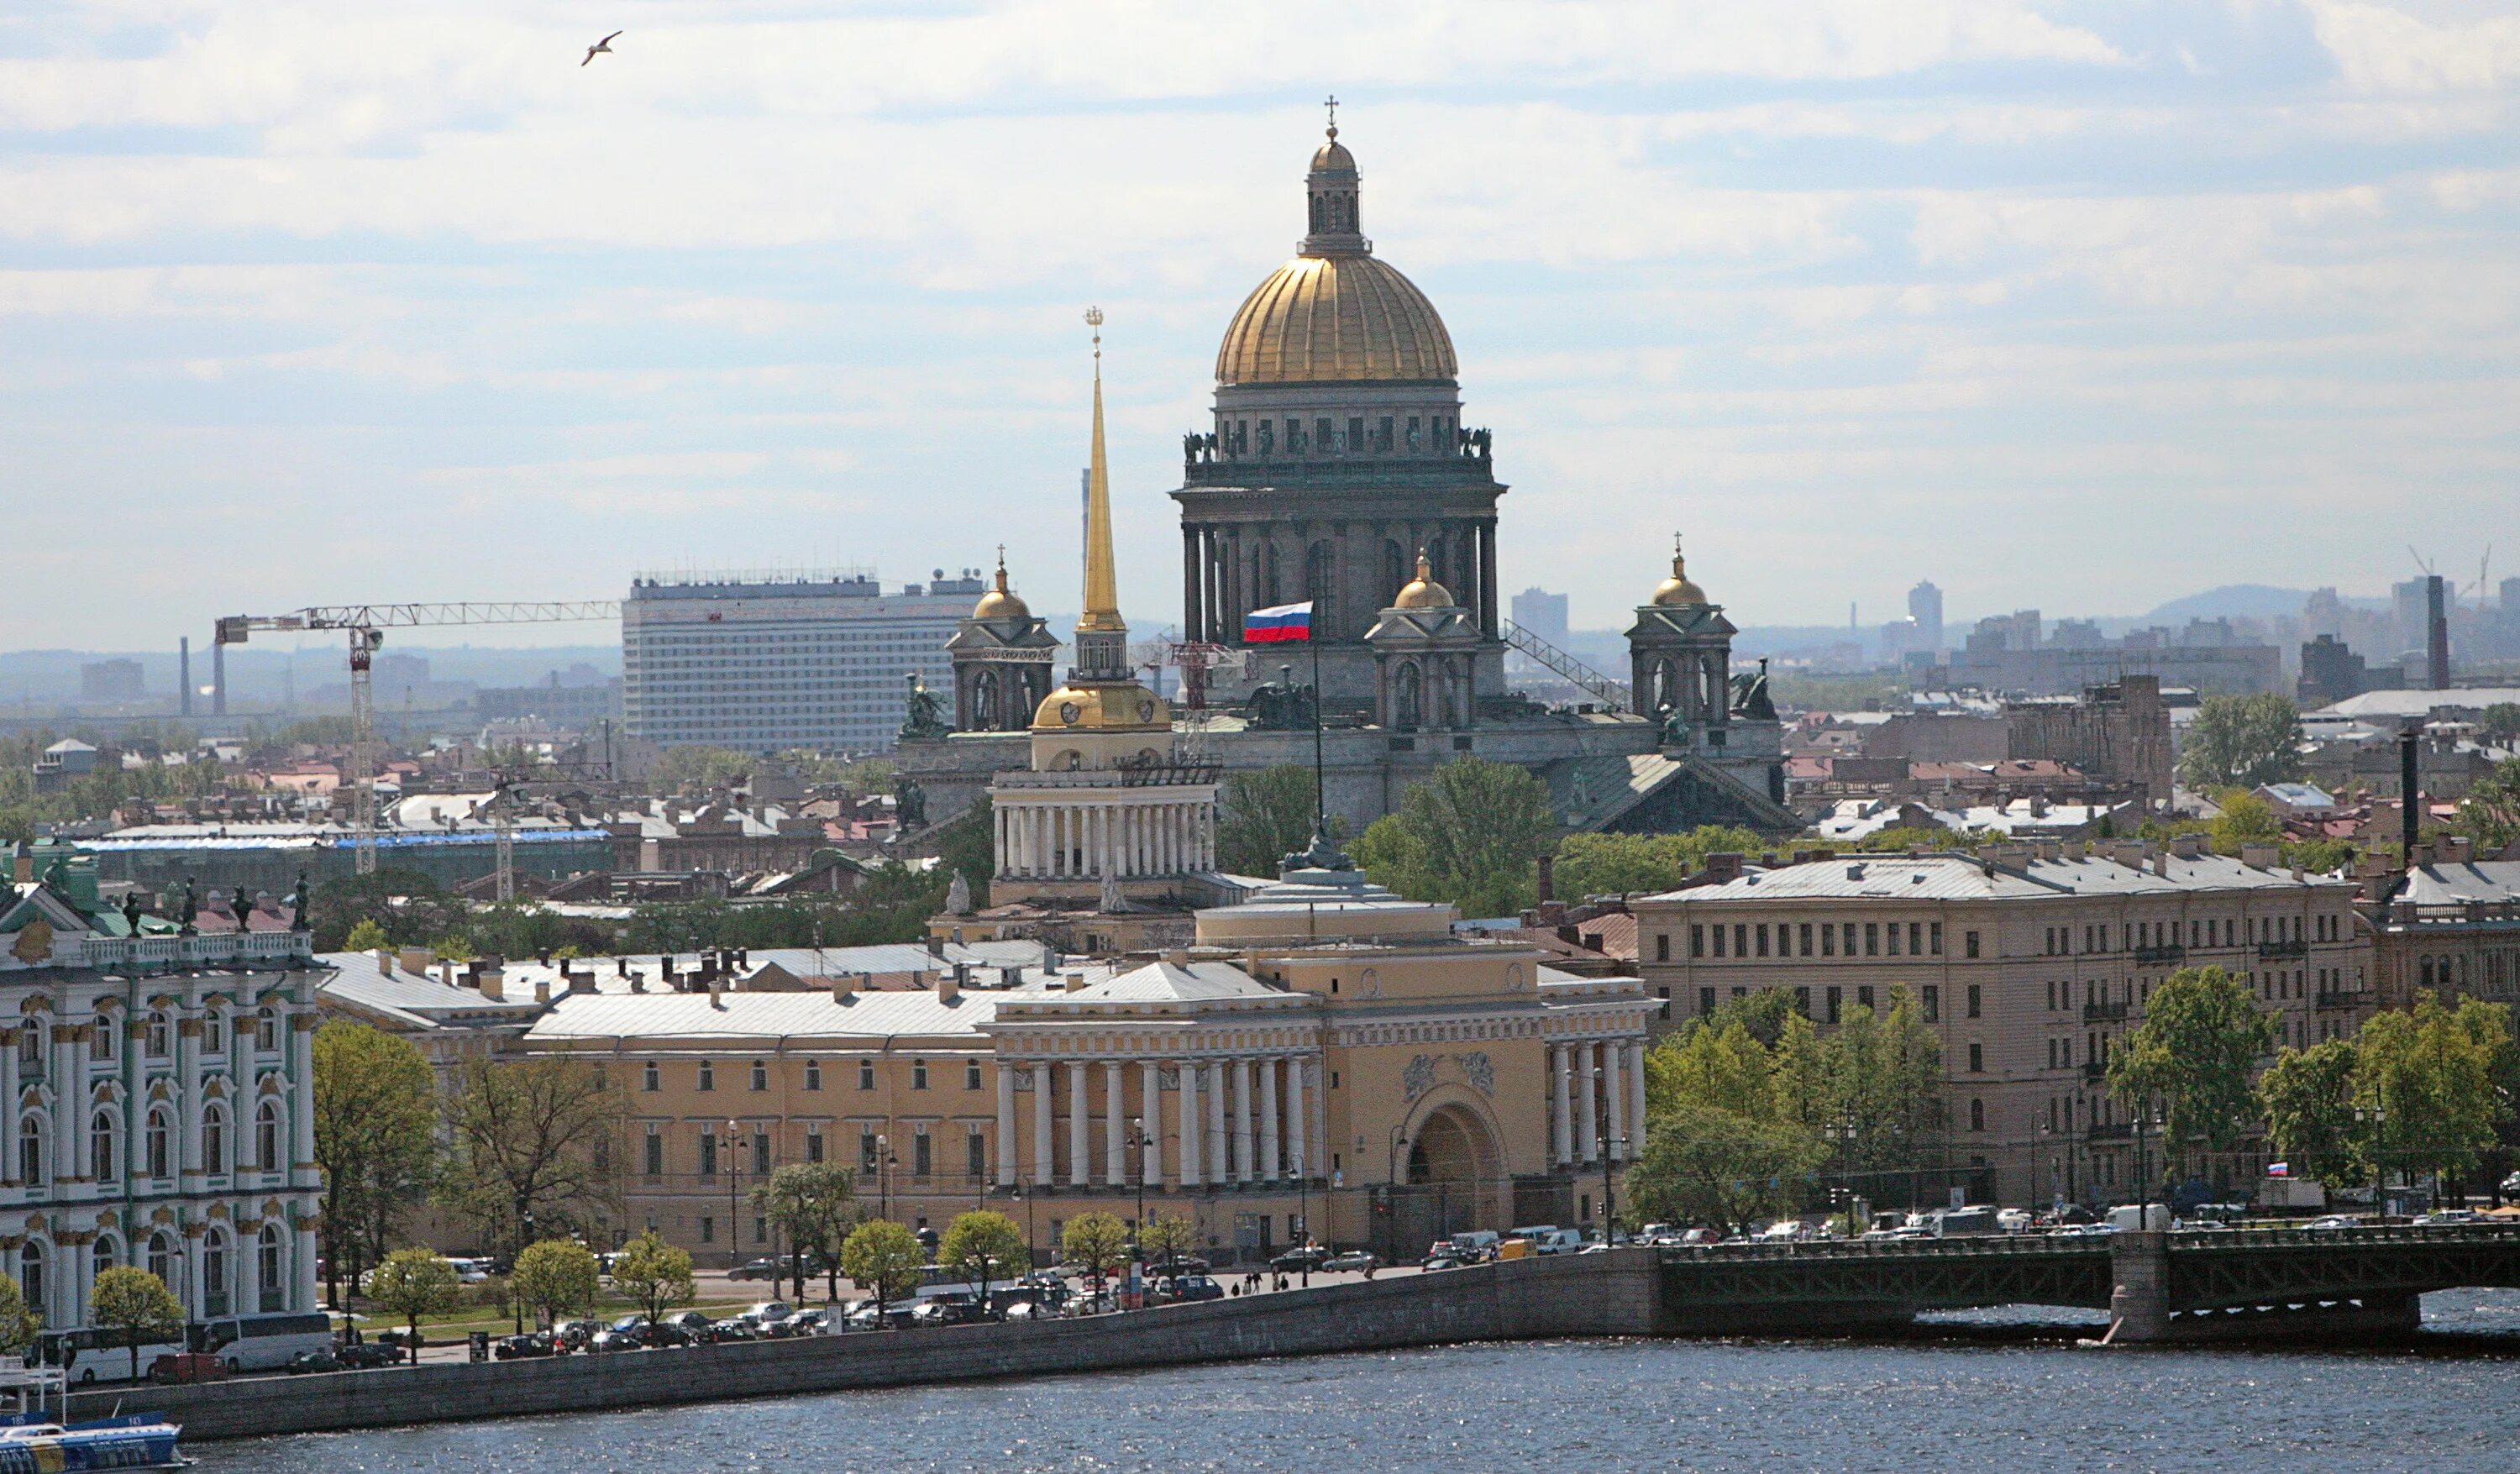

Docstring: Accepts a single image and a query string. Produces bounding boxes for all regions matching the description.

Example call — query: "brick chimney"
[1701,853,1746,884]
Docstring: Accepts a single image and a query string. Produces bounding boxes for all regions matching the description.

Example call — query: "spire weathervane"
[1325,93,1338,137]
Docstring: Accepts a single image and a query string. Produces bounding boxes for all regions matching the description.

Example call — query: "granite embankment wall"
[67,1251,1662,1443]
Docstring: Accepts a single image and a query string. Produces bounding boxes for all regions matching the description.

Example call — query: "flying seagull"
[581,30,620,66]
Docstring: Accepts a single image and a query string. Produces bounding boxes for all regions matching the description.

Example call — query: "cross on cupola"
[1303,97,1365,254]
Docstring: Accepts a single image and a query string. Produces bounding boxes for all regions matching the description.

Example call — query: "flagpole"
[1310,625,1326,847]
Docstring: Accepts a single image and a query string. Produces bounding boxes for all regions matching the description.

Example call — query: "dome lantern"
[971,548,1032,622]
[1651,534,1710,608]
[1392,548,1455,610]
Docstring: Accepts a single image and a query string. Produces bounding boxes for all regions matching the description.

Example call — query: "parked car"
[1137,1258,1208,1279]
[912,1294,990,1327]
[663,1310,718,1342]
[1269,1246,1332,1273]
[845,1301,918,1332]
[2305,1214,2360,1231]
[1421,1254,1466,1272]
[727,1258,783,1282]
[1068,1291,1123,1316]
[740,1301,795,1330]
[709,1319,759,1342]
[1324,1251,1377,1273]
[494,1332,558,1360]
[333,1340,403,1369]
[285,1349,344,1375]
[785,1309,827,1335]
[554,1319,604,1351]
[446,1257,491,1285]
[1001,1298,1054,1321]
[1996,1209,2034,1235]
[1158,1274,1224,1303]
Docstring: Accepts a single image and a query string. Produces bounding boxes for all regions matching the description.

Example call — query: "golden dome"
[1392,549,1455,610]
[1031,681,1172,734]
[1652,542,1709,608]
[972,556,1031,622]
[1215,254,1457,386]
[1311,135,1356,172]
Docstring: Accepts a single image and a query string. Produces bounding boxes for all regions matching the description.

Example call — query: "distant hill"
[2131,585,2387,626]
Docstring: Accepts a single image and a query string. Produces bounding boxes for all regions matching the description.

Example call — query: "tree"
[1218,765,1326,877]
[2453,756,2520,851]
[2354,993,2509,1194]
[439,1055,625,1259]
[2258,1038,2364,1191]
[343,918,390,953]
[1058,1211,1129,1291]
[0,1274,39,1358]
[2176,693,2303,790]
[313,1022,438,1306]
[1625,1102,1826,1236]
[840,1220,924,1324]
[365,1249,459,1358]
[1817,989,1946,1202]
[2480,703,2520,744]
[2208,792,2284,855]
[2107,967,2277,1187]
[1139,1212,1200,1270]
[1351,757,1555,917]
[933,796,995,910]
[511,1238,602,1329]
[940,1210,1030,1313]
[609,1231,695,1328]
[1550,827,1764,900]
[750,1162,859,1301]
[91,1267,182,1381]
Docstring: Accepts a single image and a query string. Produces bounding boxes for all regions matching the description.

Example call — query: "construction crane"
[214,601,621,873]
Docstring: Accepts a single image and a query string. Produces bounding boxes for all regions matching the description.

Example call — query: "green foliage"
[2355,993,2513,1188]
[1549,826,1764,899]
[618,863,950,953]
[366,1249,459,1345]
[2479,704,2520,743]
[932,800,994,911]
[2453,756,2520,851]
[512,1239,602,1325]
[751,1162,861,1298]
[307,868,471,952]
[1626,1102,1828,1236]
[91,1267,184,1380]
[2176,693,2304,790]
[342,919,391,953]
[648,746,764,796]
[1217,765,1327,878]
[2256,1038,2363,1190]
[2283,837,2359,875]
[1351,757,1555,917]
[2107,967,2278,1179]
[2208,791,2284,855]
[0,727,228,844]
[0,1272,39,1356]
[940,1210,1030,1303]
[610,1231,695,1325]
[1819,989,1948,1183]
[313,1022,438,1303]
[1057,1211,1129,1285]
[1844,826,1972,853]
[1139,1212,1201,1267]
[840,1220,925,1313]
[438,1056,625,1250]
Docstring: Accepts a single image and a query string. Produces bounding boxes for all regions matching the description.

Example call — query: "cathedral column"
[1602,1042,1625,1161]
[1257,1057,1280,1179]
[1552,1044,1573,1166]
[1231,1059,1254,1183]
[1626,1041,1649,1160]
[1184,525,1205,643]
[995,1063,1017,1187]
[1205,1062,1228,1183]
[1032,1063,1053,1184]
[176,1018,203,1179]
[1141,1060,1163,1187]
[1577,1043,1600,1164]
[1105,1061,1126,1186]
[1286,1057,1307,1180]
[1479,522,1499,637]
[1226,529,1246,641]
[1068,1057,1089,1187]
[1178,1061,1201,1188]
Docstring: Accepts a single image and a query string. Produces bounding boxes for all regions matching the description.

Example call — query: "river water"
[200,1292,2520,1474]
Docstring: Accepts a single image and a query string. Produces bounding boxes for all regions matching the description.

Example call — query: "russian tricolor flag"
[1244,601,1314,643]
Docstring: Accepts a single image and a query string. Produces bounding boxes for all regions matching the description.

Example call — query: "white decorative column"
[1032,1063,1054,1184]
[1205,1062,1228,1182]
[1141,1060,1163,1186]
[67,1238,90,1327]
[1104,1061,1126,1186]
[1626,1041,1648,1157]
[1178,1061,1202,1188]
[1552,1044,1574,1166]
[229,1016,255,1175]
[183,1225,206,1319]
[292,1213,317,1311]
[238,1230,261,1316]
[0,1026,18,1188]
[55,1023,81,1186]
[1068,1057,1089,1188]
[1231,1059,1254,1183]
[1603,1042,1625,1161]
[1577,1042,1600,1164]
[1286,1057,1308,1181]
[289,1012,318,1188]
[995,1064,1017,1187]
[67,1021,92,1186]
[1257,1057,1280,1179]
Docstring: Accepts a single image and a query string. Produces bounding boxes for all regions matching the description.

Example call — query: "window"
[643,1062,660,1092]
[1921,985,1940,1023]
[1970,1099,1986,1131]
[1698,987,1715,1017]
[204,1010,226,1054]
[1966,930,1980,960]
[260,1226,284,1301]
[1734,925,1748,958]
[1968,1043,1983,1073]
[1865,923,1879,957]
[753,1130,771,1175]
[1908,922,1923,956]
[1842,923,1857,956]
[697,1061,716,1093]
[967,1131,986,1178]
[860,1133,879,1172]
[146,1109,171,1179]
[1657,934,1672,963]
[1826,986,1843,1025]
[805,1061,822,1091]
[256,1009,279,1052]
[700,1217,715,1245]
[1856,985,1874,1011]
[255,1101,281,1170]
[88,1018,114,1062]
[147,1011,172,1059]
[1795,986,1811,1015]
[17,1118,41,1188]
[1799,923,1814,956]
[966,1060,984,1090]
[858,1060,876,1091]
[202,1103,227,1174]
[1756,925,1769,958]
[1886,924,1900,957]
[1930,922,1943,956]
[806,1130,824,1163]
[18,1244,40,1317]
[913,1134,932,1178]
[1966,984,1982,1019]
[202,1230,229,1316]
[698,1131,718,1178]
[912,1060,930,1091]
[644,1130,663,1177]
[751,1060,769,1092]
[755,1215,770,1246]
[1822,925,1836,957]
[1689,925,1704,958]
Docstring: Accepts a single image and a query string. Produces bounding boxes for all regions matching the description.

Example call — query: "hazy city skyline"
[4,1,2517,649]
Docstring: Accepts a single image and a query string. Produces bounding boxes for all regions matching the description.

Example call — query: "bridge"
[1651,1224,2520,1342]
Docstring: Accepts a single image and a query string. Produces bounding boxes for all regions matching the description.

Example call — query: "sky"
[3,0,2517,652]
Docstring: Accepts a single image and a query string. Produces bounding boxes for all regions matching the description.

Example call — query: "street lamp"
[727,1119,743,1272]
[876,1133,892,1221]
[512,1209,535,1334]
[1601,1136,1627,1245]
[1384,1127,1409,1266]
[1013,1179,1035,1268]
[1127,1117,1150,1258]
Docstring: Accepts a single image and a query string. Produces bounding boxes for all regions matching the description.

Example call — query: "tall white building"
[622,570,987,753]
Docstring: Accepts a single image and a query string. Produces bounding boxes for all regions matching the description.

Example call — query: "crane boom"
[213,598,621,873]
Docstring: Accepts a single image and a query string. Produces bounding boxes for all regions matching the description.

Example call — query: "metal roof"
[1641,852,2351,905]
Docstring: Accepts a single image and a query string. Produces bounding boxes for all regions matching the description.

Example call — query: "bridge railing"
[1658,1234,2103,1265]
[2169,1223,2520,1250]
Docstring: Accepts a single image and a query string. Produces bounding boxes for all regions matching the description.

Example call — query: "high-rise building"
[1908,581,1944,650]
[79,658,144,702]
[1511,587,1569,648]
[622,569,984,753]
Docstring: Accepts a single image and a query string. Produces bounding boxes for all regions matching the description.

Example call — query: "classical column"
[182,1224,206,1319]
[1576,1042,1600,1163]
[1183,525,1205,643]
[67,1023,92,1184]
[1032,1063,1054,1184]
[1231,1059,1254,1183]
[1141,1060,1163,1187]
[995,1063,1017,1187]
[1104,1061,1126,1186]
[1602,1041,1625,1161]
[1551,1044,1574,1166]
[1257,1057,1280,1179]
[1626,1041,1648,1158]
[1286,1057,1308,1181]
[55,1023,81,1186]
[229,1014,255,1174]
[1068,1057,1089,1188]
[1480,521,1499,636]
[1178,1061,1202,1188]
[1205,1062,1228,1183]
[0,1028,18,1187]
[289,1012,318,1186]
[292,1213,318,1311]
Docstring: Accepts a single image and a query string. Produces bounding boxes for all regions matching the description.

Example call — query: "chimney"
[1702,852,1745,884]
[567,965,595,996]
[2444,835,2475,864]
[476,965,503,1000]
[936,971,960,1005]
[1005,965,1026,987]
[927,935,945,959]
[2239,842,2280,870]
[708,976,725,1010]
[832,971,859,999]
[375,949,396,976]
[2170,833,2202,859]
[1536,855,1556,905]
[2400,727,2422,865]
[2427,574,2450,690]
[533,978,551,1004]
[1063,972,1089,993]
[2152,851,2170,877]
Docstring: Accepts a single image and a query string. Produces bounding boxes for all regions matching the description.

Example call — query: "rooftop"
[1640,851,2355,905]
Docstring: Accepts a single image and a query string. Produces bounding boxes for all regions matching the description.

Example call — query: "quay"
[73,1225,2520,1443]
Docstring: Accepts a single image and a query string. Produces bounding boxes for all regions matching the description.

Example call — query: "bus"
[35,1326,188,1385]
[191,1312,333,1372]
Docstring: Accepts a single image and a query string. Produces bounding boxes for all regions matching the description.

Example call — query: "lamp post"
[726,1119,743,1272]
[1384,1126,1409,1265]
[1127,1117,1150,1257]
[876,1133,891,1221]
[1014,1179,1035,1267]
[512,1209,534,1335]
[1601,1135,1626,1245]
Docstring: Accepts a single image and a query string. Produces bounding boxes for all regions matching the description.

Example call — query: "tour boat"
[0,1413,189,1471]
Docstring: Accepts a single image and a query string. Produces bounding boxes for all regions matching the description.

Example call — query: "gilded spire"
[1079,306,1125,635]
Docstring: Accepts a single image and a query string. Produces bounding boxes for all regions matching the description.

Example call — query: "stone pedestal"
[2107,1230,2171,1344]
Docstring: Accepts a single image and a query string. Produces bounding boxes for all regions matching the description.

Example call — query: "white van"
[2106,1204,2171,1232]
[193,1311,334,1372]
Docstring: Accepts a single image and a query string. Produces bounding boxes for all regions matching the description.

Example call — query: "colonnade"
[995,799,1215,882]
[1551,1039,1648,1165]
[995,1055,1317,1191]
[1181,518,1502,646]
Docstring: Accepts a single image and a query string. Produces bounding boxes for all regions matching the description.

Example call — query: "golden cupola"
[971,553,1032,622]
[1214,122,1457,387]
[1391,549,1455,610]
[1651,537,1710,608]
